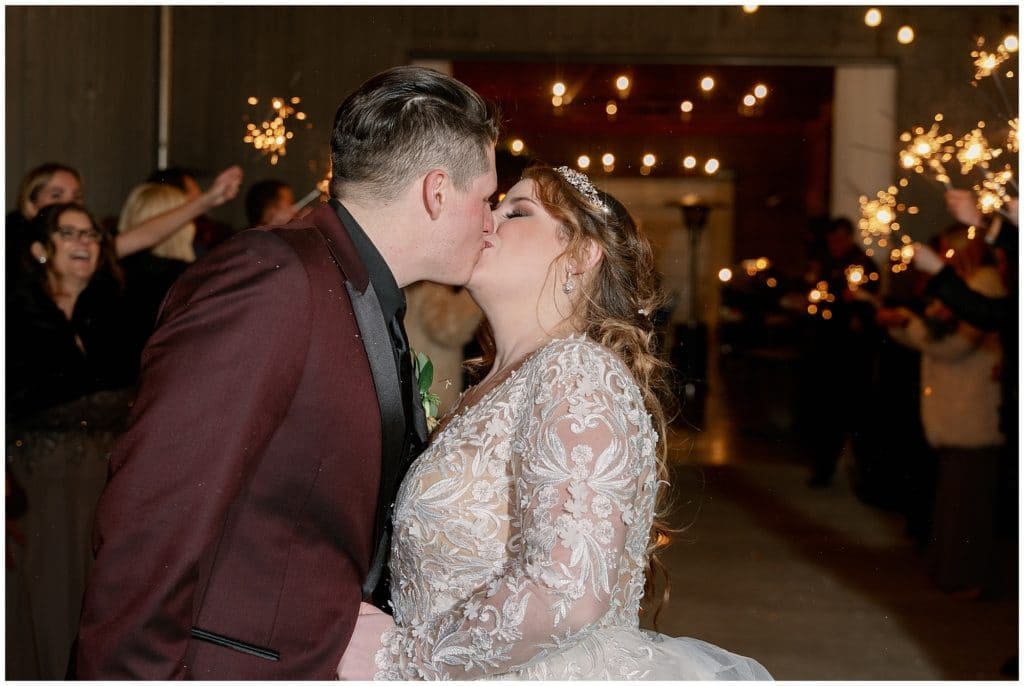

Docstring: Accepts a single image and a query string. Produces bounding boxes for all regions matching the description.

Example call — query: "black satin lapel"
[344,280,406,596]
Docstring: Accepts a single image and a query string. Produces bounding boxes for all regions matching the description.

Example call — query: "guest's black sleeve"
[926,265,1012,332]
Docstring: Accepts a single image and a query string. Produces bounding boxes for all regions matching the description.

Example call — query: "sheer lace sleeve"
[375,342,653,680]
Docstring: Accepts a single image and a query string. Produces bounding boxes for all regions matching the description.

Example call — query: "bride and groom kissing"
[74,66,770,680]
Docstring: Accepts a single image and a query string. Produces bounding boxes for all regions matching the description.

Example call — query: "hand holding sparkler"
[909,243,945,275]
[202,165,244,210]
[945,189,986,228]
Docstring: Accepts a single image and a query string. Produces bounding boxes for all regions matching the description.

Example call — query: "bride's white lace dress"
[374,336,771,680]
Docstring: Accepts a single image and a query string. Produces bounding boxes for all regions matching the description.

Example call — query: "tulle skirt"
[487,626,772,681]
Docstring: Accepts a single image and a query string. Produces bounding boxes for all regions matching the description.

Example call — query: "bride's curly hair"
[469,163,676,623]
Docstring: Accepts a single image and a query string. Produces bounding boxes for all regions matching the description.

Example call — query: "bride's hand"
[336,602,395,680]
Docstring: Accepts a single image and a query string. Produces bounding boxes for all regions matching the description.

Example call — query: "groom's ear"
[422,169,449,220]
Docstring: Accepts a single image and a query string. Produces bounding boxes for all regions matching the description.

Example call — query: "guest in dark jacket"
[5,203,136,680]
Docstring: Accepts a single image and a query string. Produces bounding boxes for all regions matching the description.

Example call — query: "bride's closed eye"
[503,208,528,219]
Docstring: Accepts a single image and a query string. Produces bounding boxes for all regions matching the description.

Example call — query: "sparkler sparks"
[973,164,1016,214]
[972,37,1011,82]
[1007,118,1019,153]
[954,128,1002,174]
[858,187,901,240]
[899,120,954,188]
[243,96,307,165]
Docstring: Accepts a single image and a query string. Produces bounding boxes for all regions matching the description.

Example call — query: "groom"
[75,66,498,679]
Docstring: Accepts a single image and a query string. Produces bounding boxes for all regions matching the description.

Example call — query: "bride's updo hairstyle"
[524,163,675,618]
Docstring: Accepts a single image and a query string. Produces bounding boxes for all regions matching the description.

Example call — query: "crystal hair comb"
[554,166,607,211]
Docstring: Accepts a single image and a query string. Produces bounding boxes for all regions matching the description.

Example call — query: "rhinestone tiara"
[554,166,606,210]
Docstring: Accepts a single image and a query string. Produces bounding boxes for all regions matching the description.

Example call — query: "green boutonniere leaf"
[415,352,434,393]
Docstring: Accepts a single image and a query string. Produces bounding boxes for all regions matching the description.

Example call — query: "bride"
[340,165,771,680]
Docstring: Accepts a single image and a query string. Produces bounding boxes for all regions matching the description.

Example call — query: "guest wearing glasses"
[5,203,137,680]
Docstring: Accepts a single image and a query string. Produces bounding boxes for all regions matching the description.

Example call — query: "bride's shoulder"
[532,335,632,384]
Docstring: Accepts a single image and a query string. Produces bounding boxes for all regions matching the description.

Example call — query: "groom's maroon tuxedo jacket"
[76,203,417,679]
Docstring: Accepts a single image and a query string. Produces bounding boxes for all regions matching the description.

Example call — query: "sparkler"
[973,164,1016,214]
[889,244,916,274]
[243,96,308,165]
[971,37,1017,118]
[1007,118,1019,153]
[858,187,902,242]
[899,120,954,188]
[972,38,1010,82]
[806,280,835,319]
[954,128,1002,175]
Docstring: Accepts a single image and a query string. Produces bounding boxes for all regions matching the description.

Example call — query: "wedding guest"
[404,282,484,413]
[6,203,136,680]
[148,166,240,254]
[800,217,881,488]
[883,223,1006,595]
[245,179,297,227]
[6,163,83,279]
[116,183,198,370]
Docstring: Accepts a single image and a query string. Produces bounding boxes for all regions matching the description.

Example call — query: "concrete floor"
[638,398,1019,680]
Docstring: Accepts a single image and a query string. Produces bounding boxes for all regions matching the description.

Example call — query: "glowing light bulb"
[551,95,563,107]
[577,155,591,169]
[897,25,914,44]
[753,84,768,98]
[683,155,697,169]
[680,100,694,113]
[615,75,630,91]
[510,139,525,154]
[704,158,720,174]
[642,153,656,167]
[718,268,733,282]
[552,82,566,97]
[743,94,756,107]
[602,153,615,166]
[606,101,618,116]
[1005,35,1019,52]
[743,5,758,13]
[700,76,715,92]
[864,8,882,27]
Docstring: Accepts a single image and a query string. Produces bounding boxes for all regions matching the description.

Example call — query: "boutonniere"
[413,351,440,432]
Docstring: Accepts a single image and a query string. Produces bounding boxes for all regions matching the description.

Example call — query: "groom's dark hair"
[330,66,499,203]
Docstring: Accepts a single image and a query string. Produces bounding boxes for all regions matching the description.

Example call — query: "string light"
[615,75,630,92]
[700,76,715,92]
[864,8,882,27]
[753,84,768,99]
[606,101,618,116]
[577,155,591,170]
[510,139,525,154]
[704,158,720,174]
[680,100,694,113]
[642,153,657,167]
[1004,35,1019,52]
[683,155,697,169]
[743,94,757,107]
[552,82,567,97]
[718,268,733,282]
[897,26,915,44]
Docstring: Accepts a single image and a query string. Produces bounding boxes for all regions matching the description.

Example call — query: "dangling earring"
[562,271,576,294]
[37,256,47,264]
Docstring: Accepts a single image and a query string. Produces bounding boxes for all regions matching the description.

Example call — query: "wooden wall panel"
[6,6,159,222]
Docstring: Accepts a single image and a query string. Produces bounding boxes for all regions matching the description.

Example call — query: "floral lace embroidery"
[374,337,659,680]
